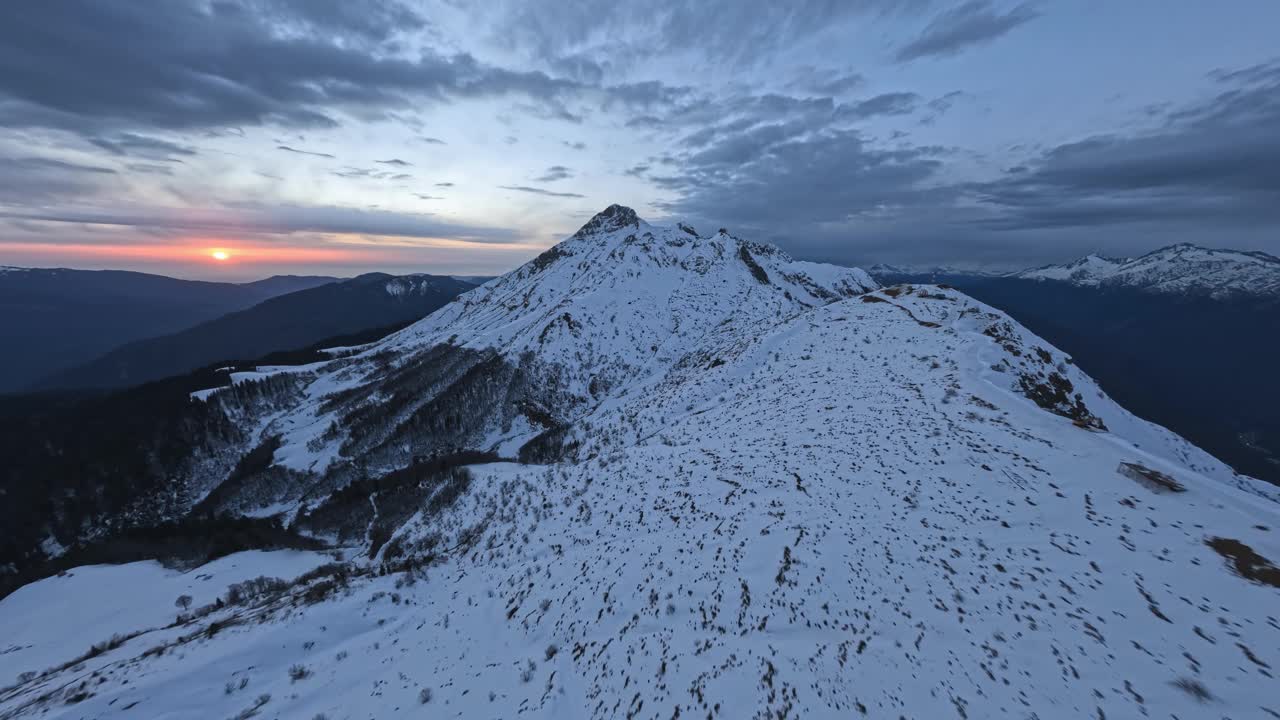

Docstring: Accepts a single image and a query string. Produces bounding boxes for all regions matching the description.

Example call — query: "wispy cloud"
[534,165,573,182]
[88,133,197,160]
[332,167,412,180]
[277,145,337,159]
[896,1,1038,62]
[498,185,585,198]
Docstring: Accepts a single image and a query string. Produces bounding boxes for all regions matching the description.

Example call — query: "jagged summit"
[572,203,643,238]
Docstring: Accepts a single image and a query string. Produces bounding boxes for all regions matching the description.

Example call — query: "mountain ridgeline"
[1,207,1277,719]
[873,248,1280,485]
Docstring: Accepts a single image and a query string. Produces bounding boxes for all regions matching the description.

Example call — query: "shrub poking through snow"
[1118,462,1186,493]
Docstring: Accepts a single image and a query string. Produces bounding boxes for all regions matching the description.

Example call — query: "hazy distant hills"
[0,267,337,393]
[38,273,479,391]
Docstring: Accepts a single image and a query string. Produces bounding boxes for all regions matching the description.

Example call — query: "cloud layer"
[2,0,1277,275]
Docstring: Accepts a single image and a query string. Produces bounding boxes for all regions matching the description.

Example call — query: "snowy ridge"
[1014,243,1280,299]
[1011,253,1124,284]
[2,208,1278,720]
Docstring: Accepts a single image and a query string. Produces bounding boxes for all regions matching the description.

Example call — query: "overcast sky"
[2,1,1278,279]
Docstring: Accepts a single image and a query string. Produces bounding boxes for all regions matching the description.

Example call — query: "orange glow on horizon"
[0,232,540,276]
[0,242,361,264]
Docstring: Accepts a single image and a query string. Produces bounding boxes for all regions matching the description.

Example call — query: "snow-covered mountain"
[1013,243,1280,299]
[2,206,1278,720]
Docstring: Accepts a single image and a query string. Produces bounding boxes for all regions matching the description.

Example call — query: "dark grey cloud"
[416,136,447,145]
[376,158,412,167]
[972,63,1280,230]
[277,145,336,159]
[7,157,116,175]
[600,80,696,112]
[241,0,428,43]
[550,54,607,84]
[564,141,587,150]
[789,69,866,97]
[1208,58,1280,87]
[0,203,520,243]
[625,115,665,130]
[125,163,176,176]
[651,56,1280,268]
[435,182,455,188]
[624,164,650,177]
[414,194,444,200]
[534,165,573,182]
[920,90,967,124]
[0,1,608,135]
[636,87,925,147]
[491,0,929,70]
[657,127,948,227]
[838,92,922,120]
[498,185,585,198]
[0,155,117,204]
[896,1,1038,62]
[87,133,197,160]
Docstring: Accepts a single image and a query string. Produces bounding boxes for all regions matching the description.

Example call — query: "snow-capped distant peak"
[1014,243,1280,299]
[1014,253,1124,284]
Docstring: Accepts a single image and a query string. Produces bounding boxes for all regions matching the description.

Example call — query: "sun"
[211,250,230,261]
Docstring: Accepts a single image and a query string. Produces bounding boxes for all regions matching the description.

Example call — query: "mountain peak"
[573,204,642,238]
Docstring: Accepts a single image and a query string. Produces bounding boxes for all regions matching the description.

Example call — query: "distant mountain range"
[870,243,1280,484]
[0,267,337,393]
[1012,244,1280,299]
[874,244,1280,301]
[866,263,1005,278]
[38,273,479,391]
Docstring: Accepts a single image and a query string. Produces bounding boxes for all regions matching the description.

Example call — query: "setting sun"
[210,250,230,261]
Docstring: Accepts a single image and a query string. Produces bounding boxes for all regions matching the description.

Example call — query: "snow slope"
[0,550,333,688]
[1014,244,1280,299]
[2,208,1278,720]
